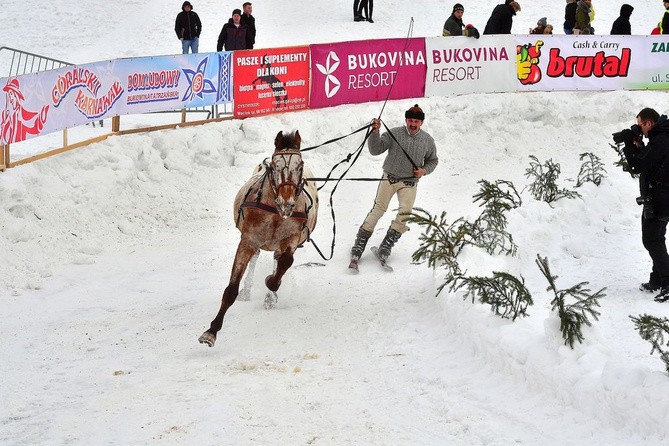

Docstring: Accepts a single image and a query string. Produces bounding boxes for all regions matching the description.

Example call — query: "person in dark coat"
[620,108,669,302]
[357,0,374,23]
[483,0,521,35]
[564,0,577,34]
[442,4,479,38]
[660,1,669,34]
[240,2,256,49]
[175,1,202,54]
[217,9,248,51]
[574,0,594,35]
[611,4,633,35]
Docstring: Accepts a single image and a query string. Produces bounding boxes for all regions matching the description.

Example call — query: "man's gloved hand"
[465,24,480,39]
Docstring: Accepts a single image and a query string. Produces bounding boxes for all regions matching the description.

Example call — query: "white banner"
[514,35,669,91]
[425,35,517,97]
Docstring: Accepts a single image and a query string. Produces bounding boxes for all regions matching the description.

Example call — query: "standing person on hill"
[574,0,594,35]
[217,9,248,51]
[619,108,669,302]
[175,1,202,54]
[241,2,256,49]
[355,0,375,23]
[659,1,669,34]
[564,0,578,34]
[442,3,480,38]
[483,0,521,35]
[349,105,439,270]
[611,4,633,35]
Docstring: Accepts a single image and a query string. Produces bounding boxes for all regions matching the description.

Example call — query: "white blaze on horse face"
[271,151,304,218]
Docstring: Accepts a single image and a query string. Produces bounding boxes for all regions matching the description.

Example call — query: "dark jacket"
[624,116,669,215]
[483,1,516,35]
[175,8,202,40]
[240,13,256,49]
[443,14,464,36]
[611,4,633,35]
[564,1,577,30]
[661,8,669,34]
[574,0,592,33]
[217,22,248,51]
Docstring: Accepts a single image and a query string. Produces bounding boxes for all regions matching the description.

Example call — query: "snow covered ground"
[2,1,669,445]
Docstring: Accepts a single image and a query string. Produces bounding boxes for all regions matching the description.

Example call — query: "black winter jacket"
[564,2,577,30]
[175,10,202,40]
[624,116,669,215]
[241,14,256,49]
[483,2,516,35]
[217,22,248,51]
[611,4,633,35]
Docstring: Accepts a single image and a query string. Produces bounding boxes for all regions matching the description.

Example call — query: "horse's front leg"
[199,242,257,348]
[238,249,260,301]
[265,249,294,292]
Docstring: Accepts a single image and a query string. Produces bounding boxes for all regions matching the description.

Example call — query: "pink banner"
[310,38,426,109]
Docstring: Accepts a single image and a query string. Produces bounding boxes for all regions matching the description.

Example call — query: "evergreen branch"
[536,254,606,349]
[524,155,582,203]
[576,152,607,187]
[609,142,638,178]
[630,314,669,373]
[454,272,533,321]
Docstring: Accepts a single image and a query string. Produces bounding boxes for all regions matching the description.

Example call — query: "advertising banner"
[514,35,643,91]
[232,46,310,118]
[309,38,426,109]
[425,35,517,97]
[0,52,233,145]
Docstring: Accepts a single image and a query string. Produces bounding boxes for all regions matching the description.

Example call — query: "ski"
[370,247,393,272]
[348,258,359,273]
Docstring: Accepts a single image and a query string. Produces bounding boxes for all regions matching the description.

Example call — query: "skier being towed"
[349,104,439,269]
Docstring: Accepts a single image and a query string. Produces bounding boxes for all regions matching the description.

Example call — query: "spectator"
[217,9,248,51]
[574,0,594,35]
[564,0,577,34]
[443,4,480,38]
[175,1,202,54]
[659,1,669,34]
[483,1,521,35]
[354,0,362,21]
[530,17,552,34]
[356,0,374,23]
[611,4,633,35]
[240,2,256,49]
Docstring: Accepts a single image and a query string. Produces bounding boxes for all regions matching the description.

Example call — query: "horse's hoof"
[264,291,278,309]
[265,275,281,292]
[198,332,216,347]
[238,288,251,301]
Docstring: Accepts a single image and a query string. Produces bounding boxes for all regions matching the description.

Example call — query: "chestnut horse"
[199,130,318,347]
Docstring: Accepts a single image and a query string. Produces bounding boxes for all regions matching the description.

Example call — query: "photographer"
[618,108,669,302]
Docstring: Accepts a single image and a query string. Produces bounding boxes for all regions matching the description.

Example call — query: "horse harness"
[238,150,315,226]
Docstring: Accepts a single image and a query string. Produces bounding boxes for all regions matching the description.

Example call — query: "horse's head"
[270,130,304,218]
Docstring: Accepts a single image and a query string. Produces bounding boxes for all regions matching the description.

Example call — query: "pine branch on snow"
[536,254,606,349]
[525,155,582,203]
[630,314,669,374]
[454,272,533,321]
[576,152,607,187]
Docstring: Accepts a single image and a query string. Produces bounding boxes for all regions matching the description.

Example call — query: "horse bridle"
[268,149,306,200]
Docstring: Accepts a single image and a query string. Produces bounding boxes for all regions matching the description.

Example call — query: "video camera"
[612,124,642,145]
